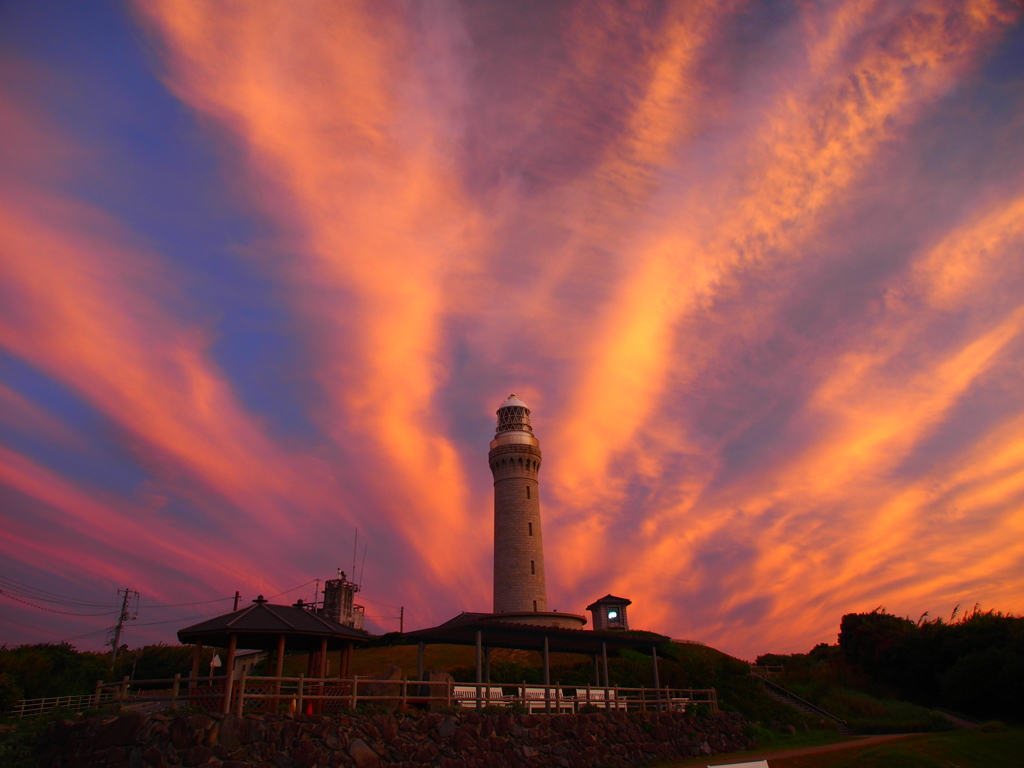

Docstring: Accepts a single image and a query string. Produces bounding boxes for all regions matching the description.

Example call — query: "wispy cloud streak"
[0,0,1021,655]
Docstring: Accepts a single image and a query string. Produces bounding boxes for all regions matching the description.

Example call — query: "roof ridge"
[267,603,299,630]
[225,603,259,628]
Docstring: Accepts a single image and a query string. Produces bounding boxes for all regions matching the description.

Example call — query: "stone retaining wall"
[39,709,755,768]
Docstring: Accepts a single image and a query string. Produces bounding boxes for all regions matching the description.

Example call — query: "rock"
[218,715,251,749]
[94,713,147,749]
[170,718,193,752]
[271,752,302,768]
[449,727,476,752]
[322,726,341,750]
[782,724,797,735]
[435,718,457,739]
[183,745,213,766]
[347,737,381,768]
[143,744,166,768]
[362,666,402,712]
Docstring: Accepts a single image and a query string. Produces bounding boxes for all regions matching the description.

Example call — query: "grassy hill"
[267,639,837,734]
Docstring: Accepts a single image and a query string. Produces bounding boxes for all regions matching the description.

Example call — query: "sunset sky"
[2,1,1023,661]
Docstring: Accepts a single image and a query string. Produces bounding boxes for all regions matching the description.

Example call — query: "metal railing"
[11,691,118,719]
[759,677,848,727]
[73,675,718,717]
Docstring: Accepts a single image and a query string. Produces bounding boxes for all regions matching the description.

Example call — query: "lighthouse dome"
[495,393,533,435]
[498,393,529,410]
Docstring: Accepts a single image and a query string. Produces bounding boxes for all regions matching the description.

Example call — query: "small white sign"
[210,653,222,668]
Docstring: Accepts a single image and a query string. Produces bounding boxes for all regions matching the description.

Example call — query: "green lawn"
[667,730,855,766]
[772,728,1024,768]
[663,727,1023,768]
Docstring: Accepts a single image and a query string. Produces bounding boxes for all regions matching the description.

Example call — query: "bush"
[0,673,24,714]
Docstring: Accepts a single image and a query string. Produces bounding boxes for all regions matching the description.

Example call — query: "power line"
[0,590,121,617]
[0,575,119,608]
[137,597,234,608]
[358,595,401,609]
[267,580,316,600]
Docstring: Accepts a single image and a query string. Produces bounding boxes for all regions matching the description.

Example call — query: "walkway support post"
[475,631,482,711]
[601,642,609,705]
[651,645,661,711]
[417,642,425,681]
[543,636,551,715]
[592,655,599,686]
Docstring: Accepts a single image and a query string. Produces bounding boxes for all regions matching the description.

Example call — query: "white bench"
[452,685,505,707]
[576,688,627,711]
[521,687,575,713]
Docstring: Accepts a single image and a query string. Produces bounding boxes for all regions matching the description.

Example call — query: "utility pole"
[109,588,137,673]
[399,606,404,634]
[233,591,240,611]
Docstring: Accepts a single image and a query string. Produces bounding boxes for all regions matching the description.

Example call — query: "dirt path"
[700,733,918,766]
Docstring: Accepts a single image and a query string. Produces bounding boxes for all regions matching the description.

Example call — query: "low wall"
[38,709,755,768]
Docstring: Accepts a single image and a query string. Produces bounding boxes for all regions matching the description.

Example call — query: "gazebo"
[178,596,370,711]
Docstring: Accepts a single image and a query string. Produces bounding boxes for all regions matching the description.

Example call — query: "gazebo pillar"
[190,640,202,694]
[316,638,328,714]
[484,647,491,685]
[222,633,237,714]
[272,634,285,712]
[543,637,550,714]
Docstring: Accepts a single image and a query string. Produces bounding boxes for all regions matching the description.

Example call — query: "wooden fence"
[67,675,718,718]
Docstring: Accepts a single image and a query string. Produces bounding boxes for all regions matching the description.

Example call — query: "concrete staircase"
[759,678,853,735]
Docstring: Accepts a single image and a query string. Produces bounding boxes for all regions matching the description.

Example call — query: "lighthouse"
[489,394,547,614]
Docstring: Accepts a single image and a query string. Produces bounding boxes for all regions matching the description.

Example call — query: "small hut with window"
[587,594,631,631]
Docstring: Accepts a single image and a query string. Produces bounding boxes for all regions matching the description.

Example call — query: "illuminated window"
[531,560,535,575]
[608,610,618,619]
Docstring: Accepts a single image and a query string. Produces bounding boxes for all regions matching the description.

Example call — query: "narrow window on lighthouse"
[528,522,533,536]
[531,560,535,574]
[533,600,537,612]
[526,486,531,499]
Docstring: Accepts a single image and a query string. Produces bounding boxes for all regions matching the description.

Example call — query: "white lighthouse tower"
[488,395,585,628]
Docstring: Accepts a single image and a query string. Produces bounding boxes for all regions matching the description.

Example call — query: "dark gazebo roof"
[586,594,632,610]
[402,612,667,655]
[178,601,370,652]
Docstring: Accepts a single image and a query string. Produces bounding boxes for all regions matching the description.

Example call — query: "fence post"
[297,673,304,714]
[351,675,358,710]
[236,670,246,716]
[172,673,181,711]
[614,686,620,711]
[640,686,646,712]
[120,676,130,711]
[94,680,103,708]
[401,678,407,711]
[446,679,452,707]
